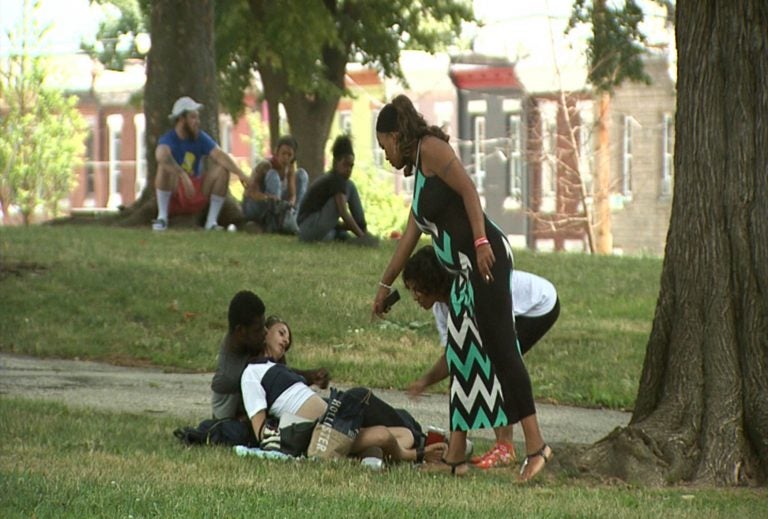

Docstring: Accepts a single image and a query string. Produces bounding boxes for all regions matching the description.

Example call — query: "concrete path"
[0,353,630,445]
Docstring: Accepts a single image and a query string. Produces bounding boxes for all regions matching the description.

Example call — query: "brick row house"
[448,52,676,254]
[48,49,674,255]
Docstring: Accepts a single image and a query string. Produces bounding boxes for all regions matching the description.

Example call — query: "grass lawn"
[1,225,659,410]
[1,399,764,518]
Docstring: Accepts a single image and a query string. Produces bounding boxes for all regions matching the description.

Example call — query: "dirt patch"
[0,352,630,445]
[0,261,47,280]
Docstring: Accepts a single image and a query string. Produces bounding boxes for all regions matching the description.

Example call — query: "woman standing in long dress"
[372,95,552,479]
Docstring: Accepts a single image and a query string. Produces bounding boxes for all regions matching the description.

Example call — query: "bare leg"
[155,164,178,191]
[351,426,409,462]
[444,430,467,463]
[519,414,553,481]
[495,425,513,444]
[202,162,229,197]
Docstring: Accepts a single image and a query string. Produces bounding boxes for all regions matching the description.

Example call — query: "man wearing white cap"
[153,96,249,231]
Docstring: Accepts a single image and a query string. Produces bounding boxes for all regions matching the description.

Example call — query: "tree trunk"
[116,0,232,226]
[257,43,346,181]
[283,91,339,180]
[578,0,768,486]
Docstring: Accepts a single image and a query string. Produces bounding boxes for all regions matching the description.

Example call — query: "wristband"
[378,281,393,291]
[474,237,490,249]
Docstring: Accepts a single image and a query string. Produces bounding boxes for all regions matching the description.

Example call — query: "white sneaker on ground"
[152,219,167,231]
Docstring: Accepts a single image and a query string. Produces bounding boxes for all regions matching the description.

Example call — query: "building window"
[134,114,146,196]
[219,115,232,153]
[278,103,289,135]
[371,109,384,167]
[434,101,453,136]
[83,118,97,206]
[106,114,124,209]
[472,115,486,193]
[577,100,594,198]
[662,112,674,196]
[622,115,633,197]
[506,113,523,208]
[339,110,352,135]
[540,101,557,213]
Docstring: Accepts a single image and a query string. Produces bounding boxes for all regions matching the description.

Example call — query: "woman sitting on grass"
[241,316,446,464]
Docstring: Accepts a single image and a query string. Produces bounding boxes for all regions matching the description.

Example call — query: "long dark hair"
[389,95,449,170]
[402,245,453,298]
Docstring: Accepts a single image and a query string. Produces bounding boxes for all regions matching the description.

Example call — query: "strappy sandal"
[420,457,469,476]
[518,444,553,482]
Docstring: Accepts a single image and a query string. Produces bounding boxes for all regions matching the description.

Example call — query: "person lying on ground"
[211,292,329,420]
[241,316,447,464]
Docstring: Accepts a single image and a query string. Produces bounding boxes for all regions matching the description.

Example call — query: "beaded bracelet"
[378,281,393,291]
[474,237,490,249]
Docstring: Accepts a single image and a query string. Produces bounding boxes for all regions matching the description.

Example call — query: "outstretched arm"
[407,353,449,397]
[291,367,330,389]
[250,410,267,443]
[210,147,248,186]
[335,193,365,237]
[372,213,421,318]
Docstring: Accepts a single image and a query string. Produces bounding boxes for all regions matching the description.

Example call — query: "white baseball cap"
[169,96,203,121]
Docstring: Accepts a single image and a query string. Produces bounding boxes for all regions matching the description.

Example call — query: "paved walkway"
[0,353,630,445]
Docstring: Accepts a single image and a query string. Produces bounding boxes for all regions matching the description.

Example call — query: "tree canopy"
[215,0,474,175]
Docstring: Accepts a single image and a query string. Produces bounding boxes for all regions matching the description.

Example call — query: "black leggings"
[344,387,425,444]
[516,298,560,355]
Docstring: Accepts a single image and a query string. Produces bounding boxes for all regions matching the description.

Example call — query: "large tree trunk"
[254,30,347,181]
[283,91,339,180]
[116,0,245,227]
[578,0,768,486]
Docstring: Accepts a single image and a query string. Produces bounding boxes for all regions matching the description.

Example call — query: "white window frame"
[661,112,674,196]
[219,114,233,153]
[622,115,633,197]
[540,101,557,213]
[83,116,98,207]
[577,100,594,199]
[106,114,124,209]
[507,113,523,208]
[371,108,384,167]
[339,110,352,135]
[473,115,486,193]
[134,113,146,196]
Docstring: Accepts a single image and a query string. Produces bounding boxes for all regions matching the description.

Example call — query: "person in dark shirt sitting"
[297,135,377,246]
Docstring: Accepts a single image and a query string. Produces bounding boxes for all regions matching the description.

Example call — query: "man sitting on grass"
[153,96,250,231]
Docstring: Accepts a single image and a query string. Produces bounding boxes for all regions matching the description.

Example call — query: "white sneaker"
[152,219,167,231]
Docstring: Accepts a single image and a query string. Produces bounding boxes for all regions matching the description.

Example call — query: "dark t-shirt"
[297,170,348,223]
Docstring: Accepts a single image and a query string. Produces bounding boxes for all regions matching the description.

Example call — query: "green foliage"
[80,0,150,70]
[2,399,766,518]
[568,0,653,93]
[0,0,87,225]
[215,0,475,119]
[353,166,410,237]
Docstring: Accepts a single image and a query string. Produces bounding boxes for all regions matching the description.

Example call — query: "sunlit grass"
[1,400,763,518]
[1,225,661,409]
